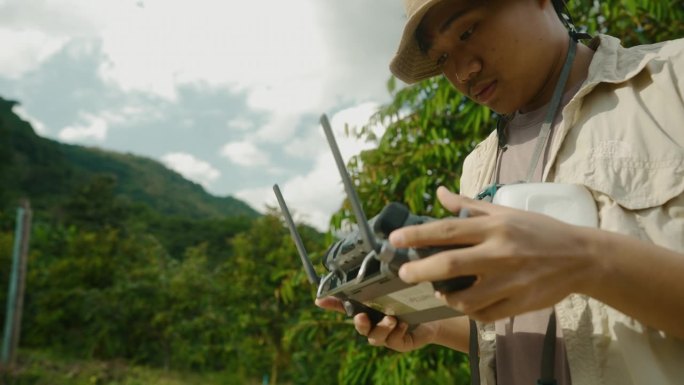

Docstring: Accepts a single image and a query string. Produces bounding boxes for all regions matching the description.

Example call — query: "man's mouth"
[472,80,497,103]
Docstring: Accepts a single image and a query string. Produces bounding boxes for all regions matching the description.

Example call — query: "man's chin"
[486,102,511,115]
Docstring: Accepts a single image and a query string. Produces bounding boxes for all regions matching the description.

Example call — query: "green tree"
[151,243,236,371]
[21,224,170,361]
[59,174,132,230]
[226,209,333,384]
[146,215,252,262]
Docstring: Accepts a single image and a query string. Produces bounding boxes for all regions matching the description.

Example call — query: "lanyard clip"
[475,183,502,202]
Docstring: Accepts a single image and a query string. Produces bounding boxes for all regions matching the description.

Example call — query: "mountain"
[0,96,259,221]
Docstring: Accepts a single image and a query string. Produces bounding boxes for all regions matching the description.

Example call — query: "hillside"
[0,96,259,221]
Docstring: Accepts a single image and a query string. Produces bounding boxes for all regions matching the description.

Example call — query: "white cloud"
[161,152,220,189]
[328,102,384,160]
[12,105,48,135]
[253,113,301,143]
[0,29,67,78]
[55,105,161,144]
[95,0,332,105]
[284,134,323,159]
[227,117,254,131]
[239,102,385,231]
[1,0,401,131]
[0,0,127,78]
[0,0,404,115]
[58,113,109,142]
[237,156,345,231]
[220,140,270,167]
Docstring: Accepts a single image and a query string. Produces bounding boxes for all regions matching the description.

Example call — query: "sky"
[0,0,409,231]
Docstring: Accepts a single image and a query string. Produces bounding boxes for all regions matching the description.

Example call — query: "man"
[318,0,684,384]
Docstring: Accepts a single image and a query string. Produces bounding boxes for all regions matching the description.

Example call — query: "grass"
[0,350,260,385]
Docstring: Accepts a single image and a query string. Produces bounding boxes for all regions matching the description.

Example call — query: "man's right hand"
[315,296,440,353]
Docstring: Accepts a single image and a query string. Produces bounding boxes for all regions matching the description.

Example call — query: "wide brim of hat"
[389,0,445,84]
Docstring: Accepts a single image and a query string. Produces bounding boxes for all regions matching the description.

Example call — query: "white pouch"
[492,183,598,228]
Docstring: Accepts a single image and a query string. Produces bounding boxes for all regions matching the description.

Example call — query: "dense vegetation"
[1,1,681,384]
[0,96,258,224]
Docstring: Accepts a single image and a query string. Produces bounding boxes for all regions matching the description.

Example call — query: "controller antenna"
[320,114,379,253]
[273,184,320,286]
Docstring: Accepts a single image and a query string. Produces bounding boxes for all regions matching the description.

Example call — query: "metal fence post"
[1,200,32,369]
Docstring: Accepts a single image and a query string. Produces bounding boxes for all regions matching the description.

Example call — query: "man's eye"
[437,53,449,67]
[460,25,475,41]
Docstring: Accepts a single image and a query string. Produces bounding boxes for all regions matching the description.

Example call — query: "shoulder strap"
[525,38,577,182]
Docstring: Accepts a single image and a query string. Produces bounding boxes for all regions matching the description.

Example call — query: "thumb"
[315,297,345,314]
[436,186,460,212]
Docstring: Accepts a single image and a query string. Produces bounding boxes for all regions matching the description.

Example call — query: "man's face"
[418,0,562,114]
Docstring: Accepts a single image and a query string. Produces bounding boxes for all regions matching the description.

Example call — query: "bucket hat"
[389,0,446,84]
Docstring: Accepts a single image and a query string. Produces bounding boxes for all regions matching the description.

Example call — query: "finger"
[366,316,399,346]
[398,243,497,284]
[389,215,494,248]
[437,274,513,315]
[384,322,412,350]
[436,186,502,216]
[467,280,571,322]
[353,313,372,336]
[456,276,567,322]
[315,297,345,314]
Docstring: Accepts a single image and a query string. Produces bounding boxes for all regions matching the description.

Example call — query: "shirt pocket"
[582,154,684,211]
[579,152,684,252]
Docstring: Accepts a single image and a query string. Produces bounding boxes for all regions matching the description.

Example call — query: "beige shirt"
[493,80,587,385]
[460,35,684,385]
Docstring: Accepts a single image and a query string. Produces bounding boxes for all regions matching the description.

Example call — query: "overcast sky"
[0,0,408,230]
